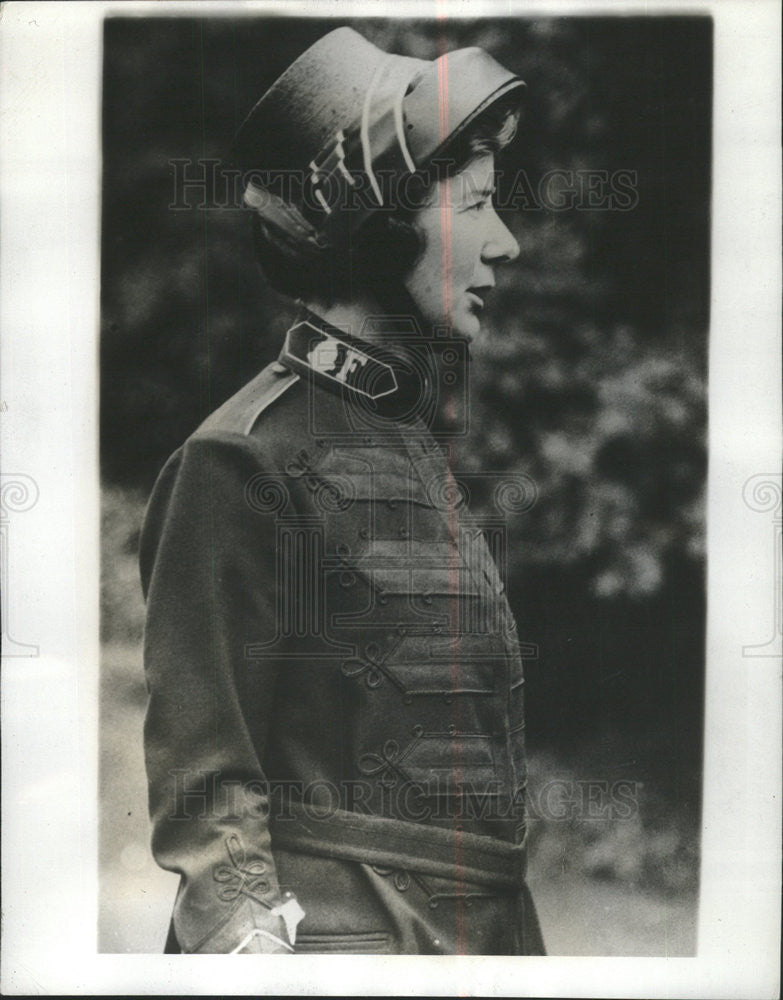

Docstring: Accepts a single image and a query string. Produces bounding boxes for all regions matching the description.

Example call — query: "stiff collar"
[278,307,456,428]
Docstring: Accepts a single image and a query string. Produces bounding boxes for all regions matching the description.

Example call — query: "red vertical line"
[441,52,466,968]
[437,61,453,323]
[448,482,468,935]
[436,8,467,957]
[197,25,220,754]
[198,24,212,419]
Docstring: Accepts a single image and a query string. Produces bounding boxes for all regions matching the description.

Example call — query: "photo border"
[1,0,780,995]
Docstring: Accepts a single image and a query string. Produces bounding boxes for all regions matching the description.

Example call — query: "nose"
[481,207,520,265]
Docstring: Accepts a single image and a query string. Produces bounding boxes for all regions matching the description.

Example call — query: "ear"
[351,213,426,286]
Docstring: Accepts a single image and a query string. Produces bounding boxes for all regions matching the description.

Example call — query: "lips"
[466,285,494,308]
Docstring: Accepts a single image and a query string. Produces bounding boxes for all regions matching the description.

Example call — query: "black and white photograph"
[1,0,780,995]
[99,12,711,958]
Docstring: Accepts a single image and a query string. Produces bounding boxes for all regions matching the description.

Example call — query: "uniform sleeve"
[139,431,302,954]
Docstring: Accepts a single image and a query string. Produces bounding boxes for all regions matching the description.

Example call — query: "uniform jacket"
[139,307,545,955]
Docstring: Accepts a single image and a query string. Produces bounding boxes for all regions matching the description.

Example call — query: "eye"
[466,198,490,213]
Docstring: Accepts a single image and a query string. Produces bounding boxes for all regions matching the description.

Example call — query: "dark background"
[100,15,711,954]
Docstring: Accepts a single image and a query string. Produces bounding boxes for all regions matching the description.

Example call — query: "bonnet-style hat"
[233,27,525,255]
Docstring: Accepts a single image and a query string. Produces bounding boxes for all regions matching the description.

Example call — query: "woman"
[140,25,545,956]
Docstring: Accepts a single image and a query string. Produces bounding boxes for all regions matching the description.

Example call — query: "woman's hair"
[249,95,520,305]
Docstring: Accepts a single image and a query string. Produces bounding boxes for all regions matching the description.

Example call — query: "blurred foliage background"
[100,15,710,954]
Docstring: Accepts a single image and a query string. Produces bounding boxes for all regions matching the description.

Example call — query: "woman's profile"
[140,25,545,956]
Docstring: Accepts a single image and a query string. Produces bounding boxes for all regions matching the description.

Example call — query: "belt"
[269,802,527,890]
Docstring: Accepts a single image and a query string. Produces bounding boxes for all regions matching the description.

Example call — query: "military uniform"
[140,307,545,955]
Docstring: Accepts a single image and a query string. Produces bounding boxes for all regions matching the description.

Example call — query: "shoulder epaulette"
[194,362,300,438]
[242,365,300,435]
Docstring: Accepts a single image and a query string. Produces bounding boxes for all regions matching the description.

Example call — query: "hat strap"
[361,54,421,209]
[243,179,330,254]
[360,62,389,207]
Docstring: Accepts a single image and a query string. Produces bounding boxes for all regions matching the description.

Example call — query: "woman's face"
[403,153,520,341]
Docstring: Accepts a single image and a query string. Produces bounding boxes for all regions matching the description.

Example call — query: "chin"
[450,310,481,342]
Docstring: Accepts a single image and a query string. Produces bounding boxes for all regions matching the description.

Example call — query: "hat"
[233,27,525,251]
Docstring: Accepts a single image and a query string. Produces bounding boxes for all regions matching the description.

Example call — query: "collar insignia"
[280,319,398,401]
